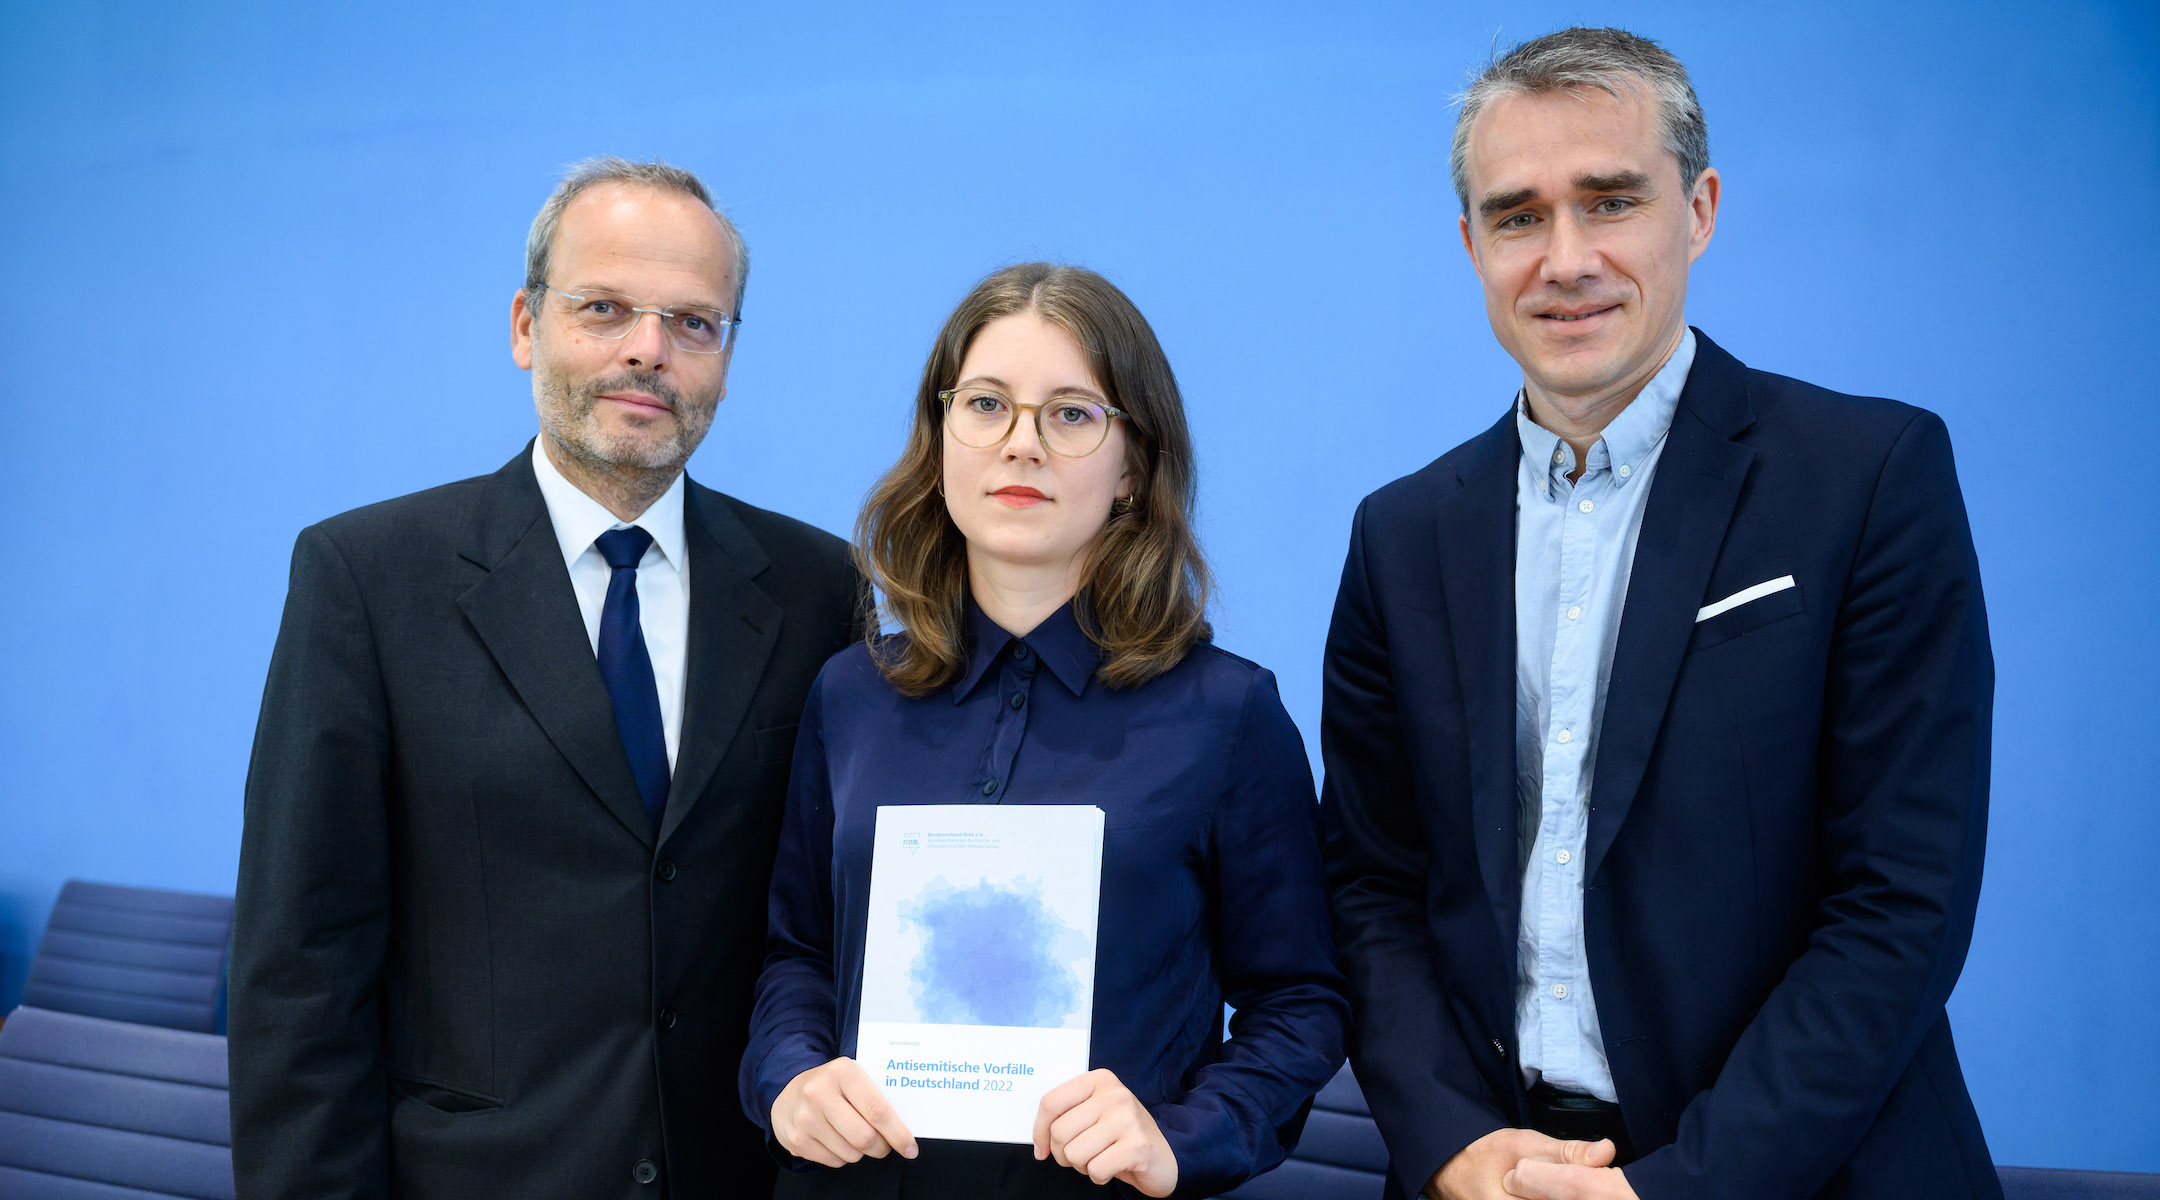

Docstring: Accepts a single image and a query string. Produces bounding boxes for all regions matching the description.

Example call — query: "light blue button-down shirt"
[1512,329,1696,1101]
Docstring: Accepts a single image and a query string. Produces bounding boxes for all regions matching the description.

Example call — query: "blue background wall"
[2,0,2153,1171]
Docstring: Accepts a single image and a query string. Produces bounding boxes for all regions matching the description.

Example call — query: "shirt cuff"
[1150,1099,1252,1199]
[755,1036,839,1171]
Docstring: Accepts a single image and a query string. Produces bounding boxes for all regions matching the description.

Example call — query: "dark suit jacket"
[1321,331,2000,1200]
[230,445,863,1199]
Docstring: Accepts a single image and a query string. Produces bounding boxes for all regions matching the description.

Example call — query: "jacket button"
[659,1008,678,1030]
[655,859,677,882]
[632,1159,658,1185]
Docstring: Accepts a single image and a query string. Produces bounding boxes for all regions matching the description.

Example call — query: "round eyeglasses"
[546,285,739,355]
[939,388,1129,458]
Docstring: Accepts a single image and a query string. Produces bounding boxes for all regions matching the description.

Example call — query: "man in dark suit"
[230,158,862,1198]
[1322,29,1998,1200]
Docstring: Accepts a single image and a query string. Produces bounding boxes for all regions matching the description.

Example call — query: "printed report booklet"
[855,803,1105,1144]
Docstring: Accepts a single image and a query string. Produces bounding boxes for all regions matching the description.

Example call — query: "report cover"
[856,803,1104,1144]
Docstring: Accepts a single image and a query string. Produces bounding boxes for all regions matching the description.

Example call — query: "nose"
[1542,209,1603,288]
[618,309,672,372]
[1001,406,1048,463]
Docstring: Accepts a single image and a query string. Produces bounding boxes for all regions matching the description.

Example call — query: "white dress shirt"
[530,439,690,770]
[1511,329,1695,1101]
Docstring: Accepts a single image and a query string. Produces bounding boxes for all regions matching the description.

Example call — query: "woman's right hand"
[771,1058,919,1167]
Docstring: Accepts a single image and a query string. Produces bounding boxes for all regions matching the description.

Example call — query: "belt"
[1524,1082,1636,1165]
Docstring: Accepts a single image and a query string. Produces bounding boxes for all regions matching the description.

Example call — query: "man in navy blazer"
[1322,28,1998,1200]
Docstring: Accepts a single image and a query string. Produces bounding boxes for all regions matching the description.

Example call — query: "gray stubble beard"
[531,356,722,502]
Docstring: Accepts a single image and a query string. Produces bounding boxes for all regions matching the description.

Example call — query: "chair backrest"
[1224,1062,1388,1199]
[0,1005,235,1199]
[1218,1074,2160,1200]
[2000,1166,2160,1200]
[24,879,234,1033]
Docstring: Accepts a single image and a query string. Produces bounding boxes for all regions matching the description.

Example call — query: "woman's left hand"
[1032,1068,1179,1196]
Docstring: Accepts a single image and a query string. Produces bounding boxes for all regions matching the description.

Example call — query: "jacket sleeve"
[227,526,394,1200]
[739,675,842,1146]
[1321,499,1510,1199]
[1151,669,1351,1197]
[1623,411,1994,1199]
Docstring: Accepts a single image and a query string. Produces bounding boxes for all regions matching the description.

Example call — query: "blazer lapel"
[1434,410,1526,957]
[456,447,656,848]
[1582,332,1757,884]
[657,480,783,846]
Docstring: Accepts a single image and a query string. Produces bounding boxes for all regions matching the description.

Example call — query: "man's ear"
[1686,167,1722,264]
[511,287,536,370]
[1459,212,1483,278]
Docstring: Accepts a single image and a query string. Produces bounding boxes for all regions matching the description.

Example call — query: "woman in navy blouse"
[740,263,1348,1198]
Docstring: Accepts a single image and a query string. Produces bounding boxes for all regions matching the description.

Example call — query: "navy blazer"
[1320,331,2001,1200]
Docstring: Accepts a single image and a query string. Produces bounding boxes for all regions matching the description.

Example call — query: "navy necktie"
[595,527,668,830]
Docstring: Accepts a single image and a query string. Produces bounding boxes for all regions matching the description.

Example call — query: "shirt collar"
[530,438,688,574]
[950,596,1098,703]
[1516,326,1697,495]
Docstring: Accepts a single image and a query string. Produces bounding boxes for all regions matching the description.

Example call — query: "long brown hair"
[856,263,1212,696]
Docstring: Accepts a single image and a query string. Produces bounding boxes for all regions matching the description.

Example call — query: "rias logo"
[901,832,921,854]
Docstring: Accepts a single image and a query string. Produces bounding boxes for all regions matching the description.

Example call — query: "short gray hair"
[523,156,751,320]
[1449,27,1710,213]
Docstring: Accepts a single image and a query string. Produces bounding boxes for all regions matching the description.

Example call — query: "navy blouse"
[740,601,1349,1194]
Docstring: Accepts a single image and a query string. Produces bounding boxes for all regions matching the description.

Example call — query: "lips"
[991,486,1048,507]
[600,391,671,414]
[1537,305,1619,323]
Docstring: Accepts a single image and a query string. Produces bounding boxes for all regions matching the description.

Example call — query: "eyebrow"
[1478,188,1538,217]
[1576,169,1653,194]
[1477,169,1658,218]
[954,376,1109,403]
[563,284,726,310]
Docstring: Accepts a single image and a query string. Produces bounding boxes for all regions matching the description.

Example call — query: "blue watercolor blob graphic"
[902,876,1078,1028]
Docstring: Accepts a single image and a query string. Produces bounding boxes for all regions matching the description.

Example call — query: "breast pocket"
[390,1073,504,1115]
[1689,579,1807,652]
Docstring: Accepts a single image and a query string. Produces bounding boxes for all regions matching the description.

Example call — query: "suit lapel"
[658,480,783,846]
[456,447,655,847]
[1582,332,1757,884]
[1434,411,1525,957]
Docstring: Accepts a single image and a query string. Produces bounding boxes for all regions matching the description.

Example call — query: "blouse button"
[1011,643,1031,662]
[1010,691,1027,709]
[980,779,998,796]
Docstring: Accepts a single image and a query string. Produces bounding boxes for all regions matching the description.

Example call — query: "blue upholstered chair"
[1227,1064,2160,1200]
[1224,1063,1388,1199]
[0,1004,235,1199]
[2000,1166,2160,1199]
[22,880,234,1034]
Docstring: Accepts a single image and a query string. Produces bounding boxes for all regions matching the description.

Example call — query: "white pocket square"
[1696,575,1796,623]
